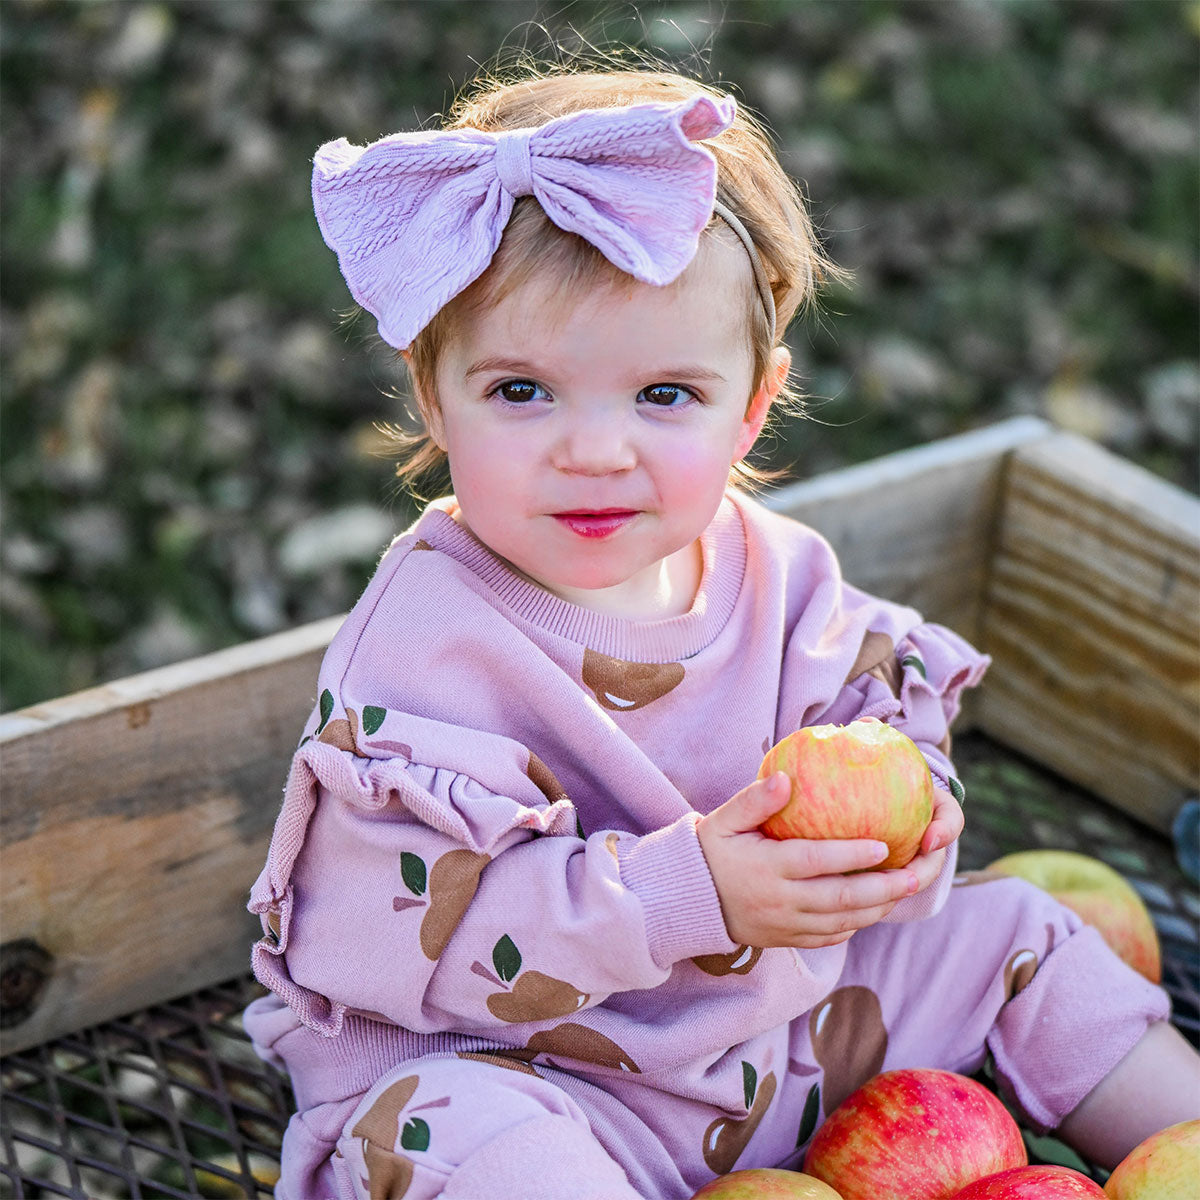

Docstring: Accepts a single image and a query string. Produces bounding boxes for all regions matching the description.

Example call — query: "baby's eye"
[492,379,548,405]
[638,384,696,407]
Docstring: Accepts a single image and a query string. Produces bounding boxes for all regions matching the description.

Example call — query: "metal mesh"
[1,979,291,1199]
[2,732,1197,1197]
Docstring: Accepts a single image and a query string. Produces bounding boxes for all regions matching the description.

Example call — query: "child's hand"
[920,783,965,857]
[696,772,926,950]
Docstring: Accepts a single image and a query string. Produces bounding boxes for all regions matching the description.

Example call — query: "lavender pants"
[300,876,1167,1200]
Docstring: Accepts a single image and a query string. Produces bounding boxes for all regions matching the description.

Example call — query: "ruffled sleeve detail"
[824,622,989,799]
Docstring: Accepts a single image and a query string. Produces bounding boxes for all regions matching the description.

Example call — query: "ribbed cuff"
[618,812,737,969]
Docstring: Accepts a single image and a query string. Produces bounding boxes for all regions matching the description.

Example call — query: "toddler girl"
[245,65,1197,1200]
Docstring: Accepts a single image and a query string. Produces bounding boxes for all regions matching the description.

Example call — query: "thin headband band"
[713,201,776,343]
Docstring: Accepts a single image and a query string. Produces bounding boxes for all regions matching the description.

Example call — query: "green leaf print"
[400,1117,430,1152]
[317,688,334,733]
[575,812,586,840]
[742,1061,757,1109]
[796,1083,821,1148]
[400,852,427,896]
[900,654,927,679]
[493,934,522,983]
[948,776,966,805]
[362,705,387,735]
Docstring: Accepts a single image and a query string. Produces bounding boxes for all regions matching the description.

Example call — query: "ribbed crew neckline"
[412,494,747,662]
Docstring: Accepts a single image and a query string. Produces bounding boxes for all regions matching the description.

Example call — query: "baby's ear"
[767,346,791,399]
[734,348,790,461]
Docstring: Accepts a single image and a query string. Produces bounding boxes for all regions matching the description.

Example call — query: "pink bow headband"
[311,94,776,351]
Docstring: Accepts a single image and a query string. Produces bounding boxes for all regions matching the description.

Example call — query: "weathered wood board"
[976,431,1200,835]
[765,416,1052,648]
[0,616,341,1055]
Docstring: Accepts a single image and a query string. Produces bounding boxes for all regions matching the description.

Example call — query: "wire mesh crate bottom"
[3,732,1197,1198]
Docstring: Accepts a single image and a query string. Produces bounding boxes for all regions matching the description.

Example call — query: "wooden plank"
[765,416,1053,649]
[0,616,342,1055]
[976,432,1200,833]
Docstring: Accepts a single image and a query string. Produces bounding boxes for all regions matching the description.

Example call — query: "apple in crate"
[803,1068,1026,1200]
[1104,1119,1200,1199]
[690,1168,844,1198]
[758,719,933,869]
[985,850,1161,982]
[951,1165,1106,1197]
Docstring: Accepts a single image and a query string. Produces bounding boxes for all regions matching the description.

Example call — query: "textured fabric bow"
[311,94,737,350]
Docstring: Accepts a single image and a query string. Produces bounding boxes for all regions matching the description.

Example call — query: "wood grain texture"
[977,432,1200,833]
[766,416,1052,650]
[0,616,341,1054]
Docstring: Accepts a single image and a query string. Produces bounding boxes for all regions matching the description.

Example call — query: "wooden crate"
[2,416,1197,1063]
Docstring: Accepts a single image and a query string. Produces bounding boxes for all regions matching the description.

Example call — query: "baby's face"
[427,234,774,617]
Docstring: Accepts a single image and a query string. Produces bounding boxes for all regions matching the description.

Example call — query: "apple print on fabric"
[691,945,763,977]
[312,693,414,758]
[581,649,685,712]
[391,849,491,961]
[527,751,569,803]
[809,986,888,1116]
[702,1061,777,1174]
[472,935,590,1023]
[349,1073,448,1200]
[1003,922,1055,1000]
[526,1022,641,1073]
[455,1050,542,1077]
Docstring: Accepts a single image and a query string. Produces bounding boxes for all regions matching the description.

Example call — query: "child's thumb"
[718,772,790,835]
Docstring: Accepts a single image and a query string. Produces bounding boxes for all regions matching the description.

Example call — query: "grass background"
[2,0,1197,711]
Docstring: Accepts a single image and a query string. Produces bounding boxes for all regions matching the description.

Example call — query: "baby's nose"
[553,416,637,475]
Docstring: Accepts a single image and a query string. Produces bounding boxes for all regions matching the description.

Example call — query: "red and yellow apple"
[951,1165,1106,1198]
[1103,1119,1200,1199]
[690,1168,844,1198]
[985,850,1161,983]
[803,1068,1026,1200]
[758,719,933,869]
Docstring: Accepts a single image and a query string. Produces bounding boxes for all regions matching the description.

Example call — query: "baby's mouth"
[553,511,638,538]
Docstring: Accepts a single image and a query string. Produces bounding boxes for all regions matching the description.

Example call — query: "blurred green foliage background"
[2,0,1197,711]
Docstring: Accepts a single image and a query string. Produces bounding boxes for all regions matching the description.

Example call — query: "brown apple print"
[809,986,889,1115]
[392,849,491,961]
[314,691,390,759]
[455,1051,541,1078]
[527,752,569,803]
[350,1074,430,1200]
[581,649,685,712]
[604,832,620,861]
[524,1022,641,1073]
[1004,948,1040,1000]
[1005,921,1057,999]
[702,1062,777,1174]
[472,935,590,1023]
[691,945,763,977]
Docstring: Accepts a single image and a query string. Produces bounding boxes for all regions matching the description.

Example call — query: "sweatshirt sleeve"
[249,733,737,1040]
[814,620,990,923]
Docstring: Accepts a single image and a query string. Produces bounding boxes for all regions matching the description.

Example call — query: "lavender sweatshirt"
[249,489,988,1106]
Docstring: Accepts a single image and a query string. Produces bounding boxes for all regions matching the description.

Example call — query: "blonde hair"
[380,62,842,498]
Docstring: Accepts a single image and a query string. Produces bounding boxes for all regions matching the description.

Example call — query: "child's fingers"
[921,788,965,853]
[904,846,948,893]
[776,836,890,880]
[793,867,918,914]
[708,772,791,836]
